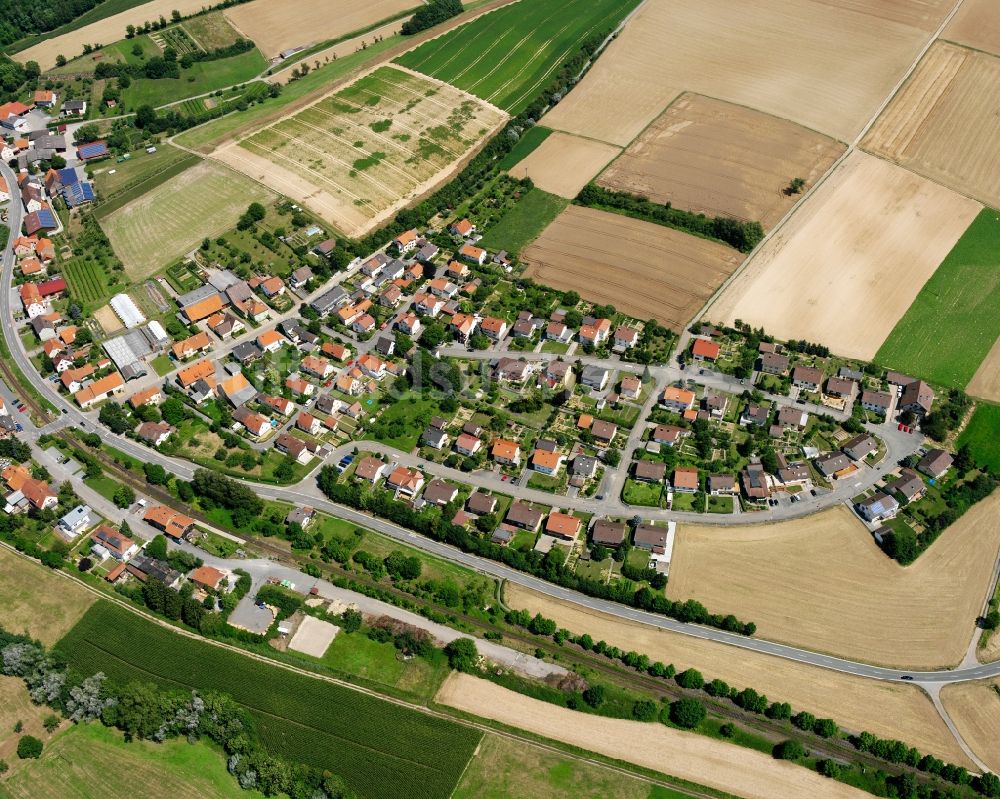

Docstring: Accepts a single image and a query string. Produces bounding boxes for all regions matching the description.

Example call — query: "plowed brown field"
[597,93,845,228]
[940,680,1000,773]
[522,206,742,328]
[436,673,873,799]
[863,42,1000,210]
[504,584,971,766]
[709,151,981,359]
[943,0,1000,57]
[666,497,1000,670]
[542,0,949,146]
[224,0,415,59]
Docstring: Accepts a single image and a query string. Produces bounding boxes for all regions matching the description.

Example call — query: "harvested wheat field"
[710,151,982,360]
[864,42,1000,210]
[504,584,971,766]
[597,94,845,228]
[514,132,621,199]
[0,547,94,645]
[523,206,742,328]
[940,680,1000,773]
[438,673,871,799]
[224,0,415,59]
[216,65,506,236]
[967,337,1000,402]
[542,0,949,147]
[667,497,1000,669]
[15,0,211,71]
[943,0,1000,57]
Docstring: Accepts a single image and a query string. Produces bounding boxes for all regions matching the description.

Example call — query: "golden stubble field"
[542,0,950,147]
[863,42,1000,210]
[15,0,212,71]
[596,93,845,228]
[437,673,873,799]
[0,546,93,645]
[940,680,1000,773]
[943,0,1000,57]
[522,205,742,328]
[514,132,621,199]
[709,150,982,360]
[504,584,972,766]
[967,337,1000,403]
[666,497,1000,670]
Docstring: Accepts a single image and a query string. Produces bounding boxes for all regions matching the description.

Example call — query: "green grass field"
[0,722,265,799]
[100,159,274,279]
[479,187,568,255]
[875,209,1000,388]
[394,0,639,113]
[56,602,481,799]
[121,50,267,108]
[498,125,553,170]
[181,11,243,50]
[92,144,198,200]
[622,478,664,508]
[956,403,1000,473]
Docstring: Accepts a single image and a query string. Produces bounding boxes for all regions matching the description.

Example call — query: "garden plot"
[542,0,951,146]
[596,93,845,228]
[214,65,506,236]
[522,205,742,328]
[863,42,1000,210]
[710,151,982,360]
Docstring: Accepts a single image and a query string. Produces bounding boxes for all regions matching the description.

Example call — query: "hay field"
[15,0,212,71]
[943,0,1000,57]
[224,0,415,59]
[542,0,949,146]
[504,584,971,766]
[0,546,93,646]
[102,160,275,278]
[863,42,1000,210]
[666,497,1000,669]
[968,339,1000,402]
[438,673,872,799]
[709,151,981,360]
[514,132,621,199]
[596,94,845,228]
[522,205,742,328]
[0,678,59,764]
[215,66,506,236]
[939,680,1000,774]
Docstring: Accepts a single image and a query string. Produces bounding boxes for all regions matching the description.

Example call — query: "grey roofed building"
[778,463,810,484]
[815,451,852,477]
[421,426,449,449]
[126,555,180,586]
[535,438,557,452]
[506,501,544,530]
[634,460,666,482]
[886,371,915,386]
[918,448,953,479]
[856,492,899,522]
[311,285,349,314]
[885,468,925,502]
[825,376,855,397]
[176,283,220,309]
[314,394,337,414]
[290,265,313,286]
[207,269,240,291]
[839,366,864,381]
[375,336,395,356]
[580,365,609,389]
[633,523,668,553]
[466,491,497,515]
[103,328,154,371]
[900,379,935,415]
[422,478,458,506]
[758,352,789,375]
[708,474,737,494]
[34,134,66,151]
[591,518,626,547]
[415,241,438,262]
[741,403,770,426]
[842,433,877,461]
[225,281,254,305]
[232,341,262,364]
[120,362,148,381]
[63,100,86,113]
[286,506,314,527]
[861,389,892,412]
[571,454,600,478]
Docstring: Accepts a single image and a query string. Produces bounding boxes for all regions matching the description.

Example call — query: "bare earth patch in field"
[666,497,1000,670]
[967,336,1000,402]
[597,93,845,228]
[503,584,971,766]
[93,305,124,334]
[940,680,1000,773]
[438,672,871,799]
[224,0,415,59]
[15,0,212,71]
[863,42,1000,210]
[943,0,1000,57]
[0,547,94,646]
[523,205,742,328]
[513,132,621,199]
[542,0,949,146]
[102,160,275,278]
[215,65,506,236]
[710,151,982,360]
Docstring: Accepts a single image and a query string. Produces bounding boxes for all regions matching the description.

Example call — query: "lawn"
[541,339,570,354]
[364,390,441,451]
[622,478,664,508]
[92,144,199,203]
[671,492,702,512]
[122,48,267,108]
[876,208,1000,388]
[478,187,569,256]
[56,602,481,799]
[527,471,566,493]
[100,160,275,279]
[84,474,120,503]
[452,732,677,799]
[182,11,244,50]
[957,402,1000,472]
[395,0,641,113]
[0,722,266,799]
[706,495,733,514]
[151,354,175,376]
[498,125,553,170]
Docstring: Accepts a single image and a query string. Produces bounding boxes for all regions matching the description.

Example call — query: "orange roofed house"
[386,466,424,497]
[691,338,720,362]
[143,505,195,540]
[491,439,521,466]
[177,358,215,389]
[182,293,224,324]
[545,512,581,540]
[661,386,695,411]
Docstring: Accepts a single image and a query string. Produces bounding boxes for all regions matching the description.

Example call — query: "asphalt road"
[2,158,998,687]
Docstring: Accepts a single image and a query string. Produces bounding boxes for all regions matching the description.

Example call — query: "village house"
[703,393,727,419]
[301,355,334,379]
[506,501,543,531]
[775,406,808,431]
[531,449,564,475]
[449,218,475,238]
[634,460,666,483]
[189,565,227,592]
[861,389,893,415]
[322,341,351,361]
[708,474,737,496]
[590,419,617,445]
[355,457,387,484]
[393,228,418,254]
[91,525,137,561]
[740,403,770,427]
[137,421,173,447]
[856,492,899,523]
[233,407,271,439]
[296,412,322,436]
[842,433,878,462]
[815,452,853,479]
[454,433,482,456]
[422,425,450,450]
[386,466,424,497]
[758,352,789,375]
[75,372,125,408]
[778,463,810,486]
[458,243,487,265]
[289,265,313,289]
[899,380,935,416]
[918,449,953,480]
[491,439,521,466]
[740,463,771,501]
[651,424,686,447]
[791,366,823,391]
[129,386,163,408]
[143,506,195,540]
[275,433,311,465]
[579,318,611,346]
[825,376,855,398]
[480,316,507,341]
[591,519,626,548]
[885,468,926,502]
[661,386,695,411]
[494,357,531,384]
[633,523,669,554]
[619,376,642,400]
[422,478,458,506]
[286,377,315,398]
[545,512,581,540]
[673,467,699,493]
[691,337,720,362]
[613,326,639,352]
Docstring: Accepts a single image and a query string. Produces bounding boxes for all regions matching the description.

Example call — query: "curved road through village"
[1,160,998,698]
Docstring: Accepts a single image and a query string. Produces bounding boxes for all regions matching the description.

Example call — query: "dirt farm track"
[709,151,982,360]
[666,496,1000,671]
[523,205,742,329]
